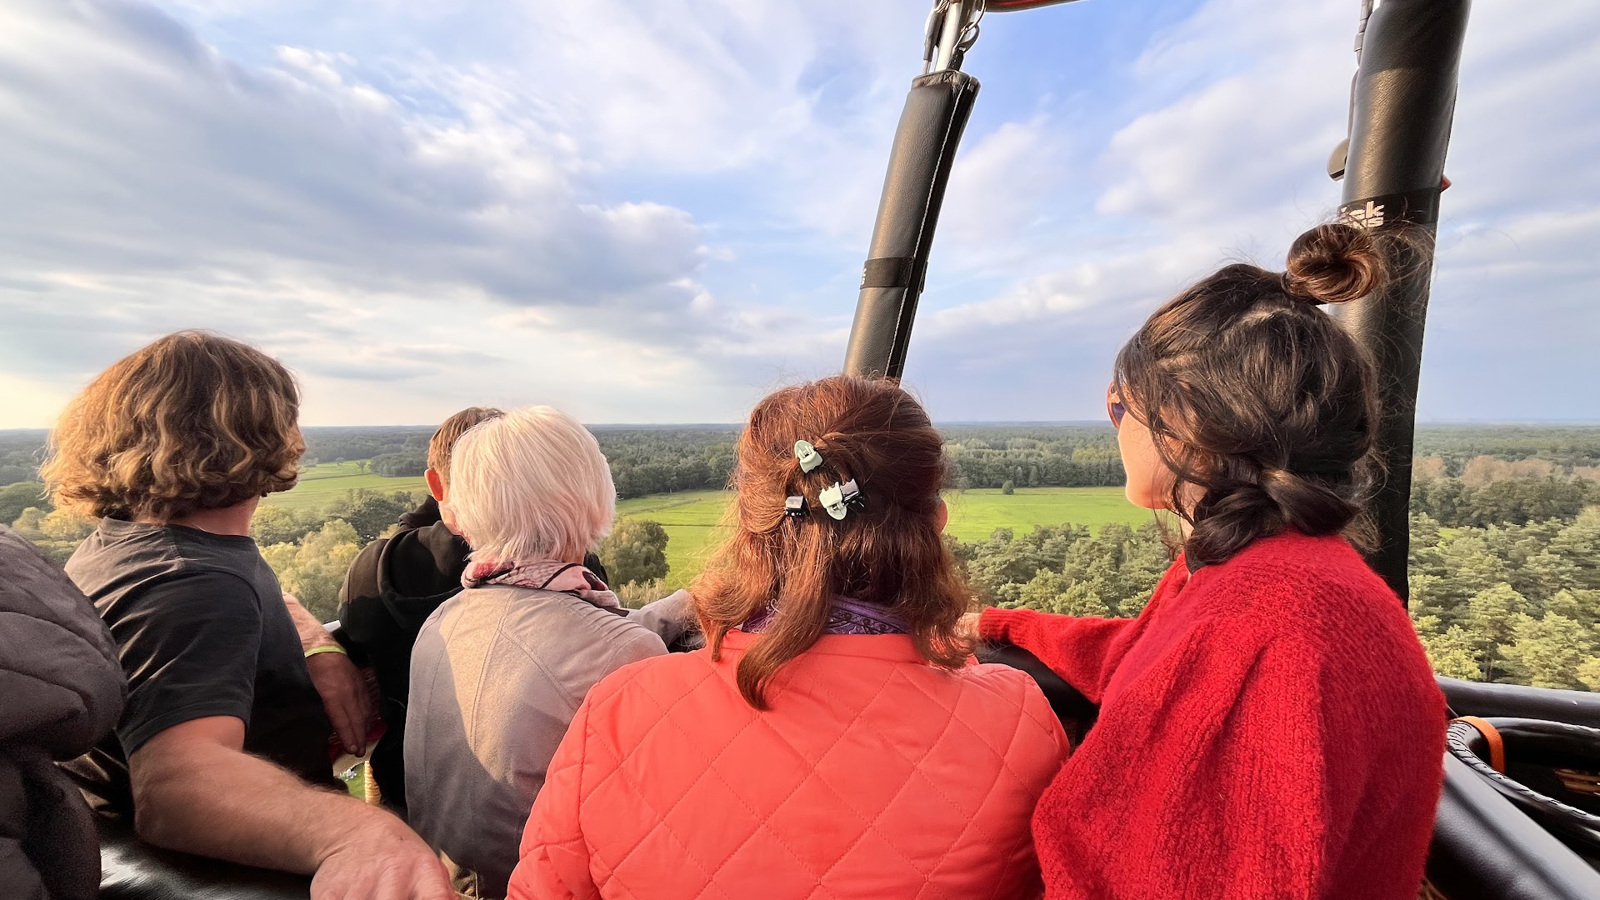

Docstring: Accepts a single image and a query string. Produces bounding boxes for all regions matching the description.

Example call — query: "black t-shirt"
[61,518,336,817]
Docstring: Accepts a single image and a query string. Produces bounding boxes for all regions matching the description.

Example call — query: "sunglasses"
[1107,386,1126,429]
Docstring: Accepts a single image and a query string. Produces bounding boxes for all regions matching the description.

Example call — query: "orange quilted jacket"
[507,629,1070,900]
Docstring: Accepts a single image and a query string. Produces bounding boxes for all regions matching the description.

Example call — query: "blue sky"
[1,0,1596,427]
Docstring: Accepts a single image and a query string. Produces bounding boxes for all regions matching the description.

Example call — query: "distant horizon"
[7,419,1600,438]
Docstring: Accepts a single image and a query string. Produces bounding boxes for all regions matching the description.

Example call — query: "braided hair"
[1114,223,1388,569]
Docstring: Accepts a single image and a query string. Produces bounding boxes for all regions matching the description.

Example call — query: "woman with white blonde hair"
[405,406,687,900]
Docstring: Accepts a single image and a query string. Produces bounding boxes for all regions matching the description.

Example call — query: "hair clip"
[784,496,808,518]
[794,440,824,473]
[817,478,864,521]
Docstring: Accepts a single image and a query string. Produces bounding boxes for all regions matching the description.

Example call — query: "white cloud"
[0,0,1595,428]
[0,0,958,428]
[901,0,1600,422]
[938,116,1076,274]
[0,0,820,425]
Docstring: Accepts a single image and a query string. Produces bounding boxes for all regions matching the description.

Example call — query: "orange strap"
[1455,716,1506,774]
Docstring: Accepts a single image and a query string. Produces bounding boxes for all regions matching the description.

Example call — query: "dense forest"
[4,424,1599,691]
[955,500,1600,691]
[309,426,741,500]
[0,430,46,485]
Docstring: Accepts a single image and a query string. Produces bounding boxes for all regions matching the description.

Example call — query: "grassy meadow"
[617,486,1154,590]
[265,461,426,510]
[268,465,1153,591]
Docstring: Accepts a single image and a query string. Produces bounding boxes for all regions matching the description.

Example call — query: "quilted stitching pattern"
[511,633,1070,900]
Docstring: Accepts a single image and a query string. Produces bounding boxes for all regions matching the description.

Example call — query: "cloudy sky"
[1,0,1596,427]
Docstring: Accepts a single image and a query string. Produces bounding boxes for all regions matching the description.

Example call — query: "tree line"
[1410,455,1598,528]
[0,424,1140,502]
[6,426,1599,691]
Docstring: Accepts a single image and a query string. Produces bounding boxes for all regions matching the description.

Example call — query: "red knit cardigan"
[980,531,1446,900]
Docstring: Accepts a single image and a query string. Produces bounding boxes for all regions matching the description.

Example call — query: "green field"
[265,462,425,510]
[615,490,733,588]
[269,465,1152,591]
[616,487,1155,590]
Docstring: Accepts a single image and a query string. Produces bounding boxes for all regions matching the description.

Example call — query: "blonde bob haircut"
[448,406,615,566]
[42,331,303,522]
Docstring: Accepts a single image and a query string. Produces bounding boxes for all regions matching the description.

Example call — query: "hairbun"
[1283,223,1385,305]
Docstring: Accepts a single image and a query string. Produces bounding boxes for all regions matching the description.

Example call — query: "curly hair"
[42,331,304,522]
[1114,223,1389,570]
[693,376,973,709]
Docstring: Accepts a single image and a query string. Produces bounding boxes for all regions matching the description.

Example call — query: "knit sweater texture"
[980,531,1446,900]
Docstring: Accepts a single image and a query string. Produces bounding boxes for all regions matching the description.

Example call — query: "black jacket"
[0,526,125,900]
[336,497,607,810]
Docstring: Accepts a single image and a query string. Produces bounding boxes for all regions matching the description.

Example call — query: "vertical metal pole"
[1335,0,1471,601]
[934,2,966,72]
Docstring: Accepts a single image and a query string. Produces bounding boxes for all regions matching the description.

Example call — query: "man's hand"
[311,817,453,900]
[306,651,376,756]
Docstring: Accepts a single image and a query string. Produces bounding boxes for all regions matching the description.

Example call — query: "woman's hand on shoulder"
[957,610,984,645]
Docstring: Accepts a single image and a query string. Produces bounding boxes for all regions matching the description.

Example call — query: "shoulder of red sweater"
[1183,531,1409,633]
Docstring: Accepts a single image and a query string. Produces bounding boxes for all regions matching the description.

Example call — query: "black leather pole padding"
[98,814,312,900]
[1439,676,1600,731]
[1446,718,1600,860]
[975,642,1098,744]
[1427,753,1600,900]
[844,70,980,379]
[1333,0,1472,602]
[860,256,921,290]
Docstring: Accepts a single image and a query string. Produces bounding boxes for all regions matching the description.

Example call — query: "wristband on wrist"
[305,644,349,659]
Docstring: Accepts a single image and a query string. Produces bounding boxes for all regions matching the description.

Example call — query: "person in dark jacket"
[337,408,614,810]
[338,406,501,809]
[0,524,125,900]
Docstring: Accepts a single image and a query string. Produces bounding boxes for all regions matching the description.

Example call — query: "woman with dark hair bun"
[976,224,1446,900]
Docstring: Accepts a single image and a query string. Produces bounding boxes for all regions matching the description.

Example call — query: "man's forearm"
[284,592,340,651]
[134,741,390,873]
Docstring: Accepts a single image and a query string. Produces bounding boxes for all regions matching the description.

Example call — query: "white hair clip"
[794,440,824,473]
[817,478,865,521]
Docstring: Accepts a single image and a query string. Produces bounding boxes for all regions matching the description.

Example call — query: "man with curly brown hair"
[48,331,451,900]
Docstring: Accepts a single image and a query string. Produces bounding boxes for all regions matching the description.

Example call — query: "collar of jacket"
[721,628,936,664]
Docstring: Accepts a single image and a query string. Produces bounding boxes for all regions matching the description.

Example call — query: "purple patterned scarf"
[742,596,909,635]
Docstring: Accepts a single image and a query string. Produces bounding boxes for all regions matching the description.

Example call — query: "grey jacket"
[405,586,691,898]
[0,526,125,900]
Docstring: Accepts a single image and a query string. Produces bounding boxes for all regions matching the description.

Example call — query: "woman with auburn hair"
[975,225,1446,900]
[47,330,451,900]
[507,376,1070,900]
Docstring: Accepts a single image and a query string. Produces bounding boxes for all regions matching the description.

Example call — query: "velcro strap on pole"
[861,257,921,290]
